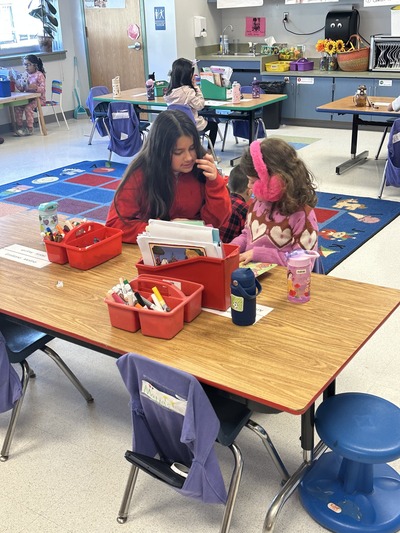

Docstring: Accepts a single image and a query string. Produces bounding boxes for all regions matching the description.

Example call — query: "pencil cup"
[38,201,58,235]
[230,268,262,326]
[287,250,319,304]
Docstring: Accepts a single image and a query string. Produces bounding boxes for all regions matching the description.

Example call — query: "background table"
[316,95,398,174]
[0,91,47,135]
[94,88,287,146]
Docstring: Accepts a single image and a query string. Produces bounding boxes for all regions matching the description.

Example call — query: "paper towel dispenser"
[325,10,359,42]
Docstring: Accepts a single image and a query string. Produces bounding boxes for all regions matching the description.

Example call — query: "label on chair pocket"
[141,380,187,415]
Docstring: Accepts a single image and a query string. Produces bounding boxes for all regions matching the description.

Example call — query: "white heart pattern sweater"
[230,198,319,266]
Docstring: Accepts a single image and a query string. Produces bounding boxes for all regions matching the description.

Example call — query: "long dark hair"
[23,55,46,76]
[241,137,317,215]
[114,110,207,221]
[165,58,195,95]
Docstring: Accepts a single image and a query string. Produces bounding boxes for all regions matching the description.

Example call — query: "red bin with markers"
[105,275,204,339]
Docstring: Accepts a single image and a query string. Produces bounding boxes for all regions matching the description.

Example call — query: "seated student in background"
[105,109,231,243]
[10,55,46,137]
[219,165,251,243]
[164,58,219,147]
[231,138,318,267]
[388,96,400,112]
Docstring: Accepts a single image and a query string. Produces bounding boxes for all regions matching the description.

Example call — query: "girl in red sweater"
[106,109,231,243]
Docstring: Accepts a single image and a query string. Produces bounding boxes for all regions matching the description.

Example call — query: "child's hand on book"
[196,153,217,181]
[239,249,254,265]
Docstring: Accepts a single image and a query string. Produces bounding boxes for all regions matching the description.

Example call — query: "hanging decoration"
[127,23,140,40]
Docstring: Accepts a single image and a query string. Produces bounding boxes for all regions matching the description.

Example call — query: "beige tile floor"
[0,117,400,533]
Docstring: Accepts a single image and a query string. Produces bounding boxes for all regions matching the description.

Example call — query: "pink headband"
[249,140,284,202]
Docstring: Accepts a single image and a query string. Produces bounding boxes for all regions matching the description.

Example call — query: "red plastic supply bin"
[105,276,204,338]
[106,296,185,339]
[64,222,122,270]
[106,281,189,340]
[44,239,68,264]
[135,244,239,310]
[133,275,204,322]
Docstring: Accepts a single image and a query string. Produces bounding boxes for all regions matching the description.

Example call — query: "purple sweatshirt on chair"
[116,352,227,504]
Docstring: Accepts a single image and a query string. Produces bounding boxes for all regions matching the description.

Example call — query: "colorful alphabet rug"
[315,192,400,273]
[1,161,400,274]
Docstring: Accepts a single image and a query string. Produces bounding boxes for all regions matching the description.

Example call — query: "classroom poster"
[245,17,266,37]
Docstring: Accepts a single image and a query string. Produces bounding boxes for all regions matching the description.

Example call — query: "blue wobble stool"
[299,393,400,533]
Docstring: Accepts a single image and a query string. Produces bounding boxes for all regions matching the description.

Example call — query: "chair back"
[86,86,110,115]
[232,85,266,140]
[86,86,110,137]
[0,331,22,414]
[386,118,400,187]
[107,102,143,158]
[167,103,196,124]
[116,352,227,503]
[51,80,63,95]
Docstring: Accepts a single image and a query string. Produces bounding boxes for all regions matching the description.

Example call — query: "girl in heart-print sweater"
[230,138,319,267]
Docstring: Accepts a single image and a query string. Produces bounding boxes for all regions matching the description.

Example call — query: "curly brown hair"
[240,137,317,215]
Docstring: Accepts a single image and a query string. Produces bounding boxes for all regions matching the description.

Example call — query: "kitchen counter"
[196,51,398,79]
[260,68,399,79]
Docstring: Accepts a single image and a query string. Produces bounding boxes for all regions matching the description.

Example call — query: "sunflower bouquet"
[315,39,345,70]
[315,38,345,56]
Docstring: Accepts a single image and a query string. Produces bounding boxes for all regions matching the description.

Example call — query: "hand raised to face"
[195,153,218,181]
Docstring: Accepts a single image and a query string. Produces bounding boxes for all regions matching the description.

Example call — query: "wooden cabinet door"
[83,0,145,91]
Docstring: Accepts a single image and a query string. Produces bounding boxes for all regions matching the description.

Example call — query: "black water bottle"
[230,268,262,326]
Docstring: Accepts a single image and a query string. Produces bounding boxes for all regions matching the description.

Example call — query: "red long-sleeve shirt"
[106,168,231,243]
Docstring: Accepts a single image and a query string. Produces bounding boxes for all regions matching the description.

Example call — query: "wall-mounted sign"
[154,7,166,31]
[245,17,266,37]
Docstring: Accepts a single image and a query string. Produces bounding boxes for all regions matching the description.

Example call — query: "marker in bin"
[152,286,171,312]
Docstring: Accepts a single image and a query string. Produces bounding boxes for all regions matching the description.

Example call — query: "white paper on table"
[372,102,390,107]
[202,304,273,323]
[0,244,50,268]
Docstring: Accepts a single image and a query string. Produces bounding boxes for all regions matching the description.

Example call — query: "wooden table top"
[317,95,399,116]
[1,211,399,415]
[0,91,41,105]
[94,88,287,111]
